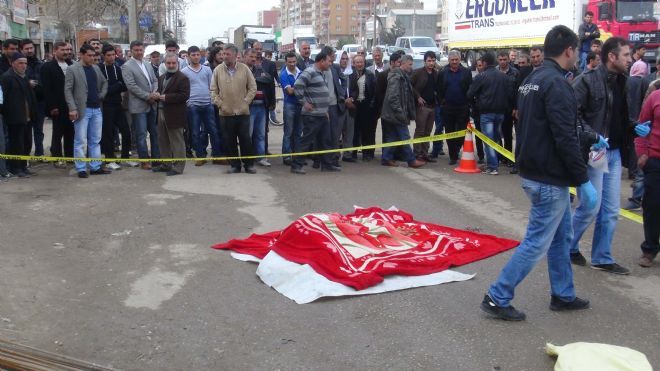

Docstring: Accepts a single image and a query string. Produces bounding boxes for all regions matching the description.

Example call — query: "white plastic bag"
[546,342,652,371]
[588,148,609,173]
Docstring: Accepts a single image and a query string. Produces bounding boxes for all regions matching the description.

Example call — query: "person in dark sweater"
[20,39,46,158]
[0,39,20,75]
[99,44,130,168]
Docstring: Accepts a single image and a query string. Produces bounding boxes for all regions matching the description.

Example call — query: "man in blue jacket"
[578,11,600,71]
[279,51,302,166]
[481,25,599,321]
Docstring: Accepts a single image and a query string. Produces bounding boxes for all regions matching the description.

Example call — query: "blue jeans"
[73,108,103,172]
[579,51,588,71]
[283,103,302,158]
[249,104,267,157]
[570,149,621,265]
[480,113,504,171]
[488,178,575,307]
[187,104,222,157]
[431,105,444,156]
[132,108,159,159]
[631,168,644,201]
[381,122,415,163]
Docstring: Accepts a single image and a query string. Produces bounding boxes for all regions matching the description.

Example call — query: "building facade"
[258,9,281,27]
[280,0,314,29]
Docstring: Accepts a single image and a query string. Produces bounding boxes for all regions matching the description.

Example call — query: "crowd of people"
[0,20,658,288]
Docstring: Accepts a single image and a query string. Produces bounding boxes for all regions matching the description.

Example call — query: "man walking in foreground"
[481,25,599,321]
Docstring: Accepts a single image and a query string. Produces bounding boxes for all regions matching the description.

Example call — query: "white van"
[395,37,440,57]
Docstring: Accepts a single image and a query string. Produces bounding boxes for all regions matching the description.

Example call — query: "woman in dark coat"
[348,55,377,161]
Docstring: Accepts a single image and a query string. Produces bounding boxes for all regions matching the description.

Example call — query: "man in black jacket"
[569,37,633,275]
[481,25,598,322]
[467,52,512,175]
[99,44,130,169]
[437,50,472,165]
[20,39,45,158]
[41,42,74,167]
[1,52,38,177]
[0,39,20,75]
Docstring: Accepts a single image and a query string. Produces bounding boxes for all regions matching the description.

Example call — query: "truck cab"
[589,0,659,64]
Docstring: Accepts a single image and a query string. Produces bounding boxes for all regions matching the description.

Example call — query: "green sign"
[10,21,26,38]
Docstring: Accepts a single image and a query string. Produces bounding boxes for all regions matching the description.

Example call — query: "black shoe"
[570,252,587,266]
[166,170,181,176]
[549,296,590,311]
[283,158,293,166]
[78,171,89,178]
[438,150,446,156]
[478,158,484,164]
[342,157,356,163]
[23,169,37,176]
[312,160,320,169]
[590,263,630,275]
[424,156,437,163]
[448,159,458,166]
[291,167,306,175]
[510,167,519,174]
[244,166,257,174]
[362,156,373,162]
[13,171,29,178]
[480,294,526,321]
[227,167,241,174]
[90,168,112,175]
[321,165,341,172]
[151,166,170,173]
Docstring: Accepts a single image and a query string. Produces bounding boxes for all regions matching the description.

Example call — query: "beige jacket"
[210,62,257,116]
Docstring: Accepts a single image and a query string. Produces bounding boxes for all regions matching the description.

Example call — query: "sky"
[185,0,436,47]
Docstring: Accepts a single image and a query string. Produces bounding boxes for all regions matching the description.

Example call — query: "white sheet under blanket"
[231,251,475,304]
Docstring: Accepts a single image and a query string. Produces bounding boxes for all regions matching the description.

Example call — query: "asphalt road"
[0,122,657,370]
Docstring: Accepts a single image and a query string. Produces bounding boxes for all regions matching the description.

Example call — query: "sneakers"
[124,161,140,167]
[480,294,526,321]
[166,170,181,176]
[638,253,656,268]
[53,160,67,169]
[244,166,257,174]
[78,171,89,178]
[227,167,241,174]
[590,263,630,275]
[482,168,499,175]
[321,165,341,172]
[257,159,271,167]
[291,167,306,175]
[622,198,641,211]
[549,296,590,311]
[570,252,587,266]
[107,162,121,170]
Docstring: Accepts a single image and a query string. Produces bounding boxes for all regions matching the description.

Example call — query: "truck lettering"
[466,0,555,19]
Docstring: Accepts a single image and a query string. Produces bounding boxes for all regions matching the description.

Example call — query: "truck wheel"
[466,51,477,69]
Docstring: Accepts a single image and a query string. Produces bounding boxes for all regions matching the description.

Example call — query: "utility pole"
[373,0,378,46]
[156,0,163,43]
[128,0,138,42]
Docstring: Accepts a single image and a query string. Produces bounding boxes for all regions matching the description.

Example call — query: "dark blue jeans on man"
[33,101,46,156]
[282,103,303,162]
[188,104,222,158]
[431,105,444,157]
[480,113,504,171]
[132,107,159,160]
[381,121,415,164]
[488,178,575,307]
[292,115,333,170]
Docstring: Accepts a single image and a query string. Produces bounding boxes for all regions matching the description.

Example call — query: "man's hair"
[601,37,629,62]
[80,44,96,54]
[530,45,543,53]
[586,52,598,64]
[389,50,405,63]
[585,11,594,17]
[164,52,178,62]
[3,38,19,49]
[372,46,383,54]
[284,51,297,61]
[243,48,255,57]
[314,51,329,63]
[481,52,496,66]
[223,44,238,55]
[518,54,530,63]
[592,39,602,47]
[321,46,335,57]
[423,51,436,61]
[400,54,413,63]
[448,50,460,59]
[188,45,200,54]
[129,40,144,50]
[19,39,34,48]
[102,44,115,55]
[165,40,179,49]
[87,38,100,44]
[543,25,578,58]
[497,50,509,58]
[54,41,67,50]
[633,43,646,54]
[212,40,224,47]
[150,51,161,57]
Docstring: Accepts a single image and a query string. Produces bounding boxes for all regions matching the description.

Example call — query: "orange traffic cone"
[454,123,481,174]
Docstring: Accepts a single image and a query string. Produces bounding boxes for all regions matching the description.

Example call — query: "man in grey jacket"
[64,44,108,178]
[122,40,160,170]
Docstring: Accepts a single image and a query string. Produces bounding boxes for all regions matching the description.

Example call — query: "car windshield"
[616,0,658,22]
[410,38,436,47]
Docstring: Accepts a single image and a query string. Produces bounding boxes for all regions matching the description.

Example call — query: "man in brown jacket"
[410,51,439,162]
[156,53,190,176]
[210,44,257,174]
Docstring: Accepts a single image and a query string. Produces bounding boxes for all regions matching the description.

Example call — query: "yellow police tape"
[0,130,467,163]
[0,127,643,225]
[470,127,643,225]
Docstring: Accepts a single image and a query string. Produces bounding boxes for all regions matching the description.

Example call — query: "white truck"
[234,25,277,52]
[280,25,318,54]
[447,0,584,67]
